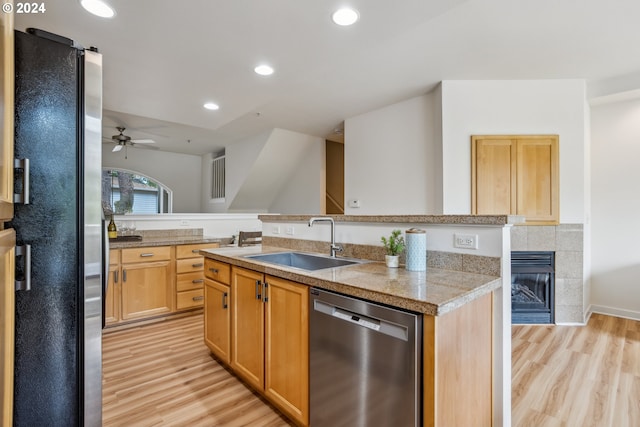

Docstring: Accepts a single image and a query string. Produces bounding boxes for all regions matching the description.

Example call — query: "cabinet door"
[471,135,559,225]
[516,137,559,223]
[104,265,120,325]
[204,279,231,364]
[231,266,264,390]
[0,228,15,425]
[264,276,309,426]
[471,137,516,215]
[121,260,172,320]
[0,8,14,222]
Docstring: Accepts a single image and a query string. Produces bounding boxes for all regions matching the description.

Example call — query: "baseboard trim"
[590,304,640,322]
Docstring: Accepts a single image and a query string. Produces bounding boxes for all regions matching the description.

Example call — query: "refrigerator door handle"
[15,244,31,291]
[14,158,30,204]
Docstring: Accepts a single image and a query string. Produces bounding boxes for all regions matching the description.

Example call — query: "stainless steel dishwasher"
[309,287,422,427]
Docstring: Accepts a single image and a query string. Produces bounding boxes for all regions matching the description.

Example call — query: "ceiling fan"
[105,126,157,153]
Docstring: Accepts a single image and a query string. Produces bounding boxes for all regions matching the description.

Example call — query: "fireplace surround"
[511,251,555,324]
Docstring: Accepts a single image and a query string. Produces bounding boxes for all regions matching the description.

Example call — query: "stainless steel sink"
[244,252,366,271]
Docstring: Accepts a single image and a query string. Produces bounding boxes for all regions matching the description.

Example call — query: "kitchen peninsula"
[201,214,515,427]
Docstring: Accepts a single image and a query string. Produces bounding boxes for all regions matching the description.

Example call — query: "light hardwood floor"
[512,313,640,427]
[102,314,294,427]
[104,312,640,426]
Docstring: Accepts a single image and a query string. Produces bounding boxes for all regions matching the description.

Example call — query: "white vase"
[385,255,399,268]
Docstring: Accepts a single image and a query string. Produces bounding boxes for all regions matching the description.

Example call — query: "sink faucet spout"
[308,217,343,257]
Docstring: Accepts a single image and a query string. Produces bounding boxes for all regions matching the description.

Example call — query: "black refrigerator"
[7,29,103,426]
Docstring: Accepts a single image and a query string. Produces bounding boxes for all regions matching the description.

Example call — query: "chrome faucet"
[308,217,343,257]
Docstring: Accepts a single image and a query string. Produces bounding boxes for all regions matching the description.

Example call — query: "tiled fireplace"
[511,251,555,324]
[510,224,585,324]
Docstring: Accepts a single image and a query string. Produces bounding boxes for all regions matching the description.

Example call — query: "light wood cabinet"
[0,229,15,425]
[203,263,310,426]
[264,275,309,426]
[0,11,14,424]
[423,292,493,427]
[231,266,265,390]
[120,246,173,321]
[0,5,14,222]
[175,242,219,310]
[104,249,121,325]
[204,279,231,364]
[230,266,309,426]
[204,257,232,365]
[471,135,559,225]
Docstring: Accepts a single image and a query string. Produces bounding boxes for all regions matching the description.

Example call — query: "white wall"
[229,129,324,212]
[203,130,271,213]
[269,137,325,214]
[103,145,202,213]
[590,98,640,319]
[441,80,589,223]
[344,91,443,215]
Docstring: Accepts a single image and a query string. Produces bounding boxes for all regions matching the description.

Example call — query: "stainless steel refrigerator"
[8,28,103,426]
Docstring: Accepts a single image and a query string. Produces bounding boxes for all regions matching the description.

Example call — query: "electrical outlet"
[272,226,280,234]
[454,233,478,249]
[286,226,295,235]
[180,220,189,226]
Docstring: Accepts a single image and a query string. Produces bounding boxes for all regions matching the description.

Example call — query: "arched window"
[102,168,172,214]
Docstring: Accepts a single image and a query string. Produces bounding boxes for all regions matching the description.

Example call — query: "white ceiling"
[15,0,640,156]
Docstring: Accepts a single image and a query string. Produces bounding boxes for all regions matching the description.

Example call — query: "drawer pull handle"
[209,268,219,273]
[191,249,201,253]
[140,253,154,257]
[192,263,204,268]
[192,295,204,302]
[192,279,204,284]
[222,292,228,309]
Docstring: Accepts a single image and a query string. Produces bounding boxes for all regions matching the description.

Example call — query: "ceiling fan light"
[332,8,359,26]
[112,145,122,152]
[80,0,116,18]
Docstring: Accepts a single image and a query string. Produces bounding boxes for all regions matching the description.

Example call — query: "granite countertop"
[109,235,223,249]
[200,245,501,316]
[258,214,524,225]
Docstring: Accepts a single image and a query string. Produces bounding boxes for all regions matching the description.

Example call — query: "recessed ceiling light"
[254,65,274,76]
[331,7,359,26]
[203,102,219,111]
[80,0,116,18]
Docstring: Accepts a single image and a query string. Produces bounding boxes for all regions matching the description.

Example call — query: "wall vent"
[211,155,225,201]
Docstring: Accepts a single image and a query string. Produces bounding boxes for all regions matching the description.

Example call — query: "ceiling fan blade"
[131,139,155,144]
[132,144,159,150]
[112,145,123,152]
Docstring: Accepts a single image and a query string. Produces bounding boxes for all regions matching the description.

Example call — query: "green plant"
[381,229,405,256]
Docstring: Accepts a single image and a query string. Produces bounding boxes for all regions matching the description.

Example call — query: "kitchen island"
[201,243,500,427]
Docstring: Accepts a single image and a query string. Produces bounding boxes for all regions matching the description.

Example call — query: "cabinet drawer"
[177,289,204,309]
[122,246,171,263]
[177,271,205,292]
[176,257,205,274]
[176,242,220,259]
[109,249,120,266]
[204,258,230,284]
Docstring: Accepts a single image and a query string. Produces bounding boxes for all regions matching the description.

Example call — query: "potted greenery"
[381,229,405,268]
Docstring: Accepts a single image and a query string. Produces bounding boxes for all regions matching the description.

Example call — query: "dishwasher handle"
[313,299,409,341]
